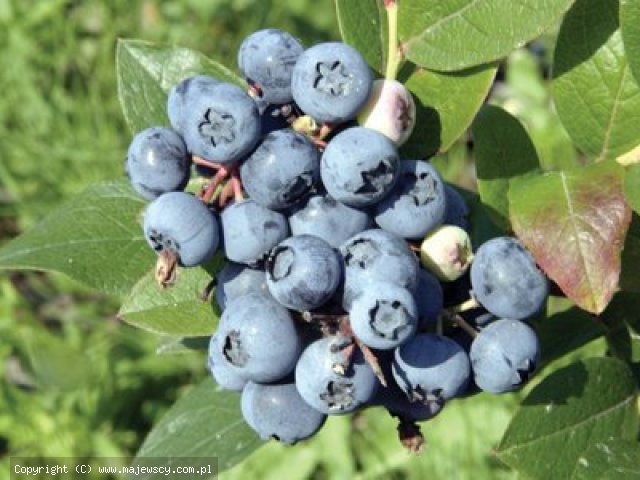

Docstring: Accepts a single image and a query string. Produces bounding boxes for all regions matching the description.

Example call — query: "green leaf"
[509,161,631,314]
[0,180,153,296]
[457,187,507,246]
[156,336,210,355]
[553,0,640,162]
[134,380,262,476]
[116,39,243,134]
[497,358,639,479]
[472,105,541,230]
[398,0,574,71]
[572,438,640,480]
[621,0,640,86]
[600,292,640,362]
[624,164,640,215]
[401,62,497,158]
[119,264,221,337]
[335,0,387,75]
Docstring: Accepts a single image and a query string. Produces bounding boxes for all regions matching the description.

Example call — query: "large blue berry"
[374,160,446,239]
[238,29,304,105]
[125,127,191,200]
[240,130,319,210]
[321,127,400,208]
[392,334,471,406]
[143,192,219,267]
[266,235,342,311]
[349,281,418,350]
[289,195,371,248]
[444,184,470,230]
[215,262,268,310]
[216,292,302,383]
[207,334,247,391]
[182,82,260,164]
[221,200,289,264]
[340,229,419,309]
[470,319,540,393]
[295,336,378,415]
[291,42,373,124]
[470,237,548,319]
[167,75,220,135]
[241,381,326,444]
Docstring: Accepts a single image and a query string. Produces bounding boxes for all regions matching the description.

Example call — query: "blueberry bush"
[1,0,639,478]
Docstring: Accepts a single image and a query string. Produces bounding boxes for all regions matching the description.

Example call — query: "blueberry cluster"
[124,28,548,450]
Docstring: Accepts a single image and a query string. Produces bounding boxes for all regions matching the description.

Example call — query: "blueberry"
[392,334,471,406]
[266,235,342,311]
[470,237,548,319]
[143,192,219,267]
[182,82,260,164]
[125,127,191,200]
[470,319,540,393]
[295,336,378,415]
[241,381,326,444]
[414,269,444,328]
[291,42,373,124]
[221,200,289,264]
[238,29,304,105]
[207,334,247,391]
[374,160,446,239]
[321,127,400,208]
[289,195,371,248]
[215,262,268,310]
[240,130,320,210]
[444,184,470,231]
[216,292,302,383]
[167,75,220,135]
[340,229,419,310]
[357,79,416,146]
[349,281,418,350]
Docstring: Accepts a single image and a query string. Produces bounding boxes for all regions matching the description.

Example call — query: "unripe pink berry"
[420,225,473,282]
[357,79,415,146]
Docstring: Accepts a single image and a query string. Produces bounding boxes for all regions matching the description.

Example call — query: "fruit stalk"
[385,0,402,80]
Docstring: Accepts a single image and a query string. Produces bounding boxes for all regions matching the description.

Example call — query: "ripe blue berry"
[470,319,540,393]
[216,292,302,383]
[143,192,219,267]
[125,127,190,200]
[207,334,247,391]
[266,235,342,311]
[392,334,471,406]
[374,160,446,239]
[167,75,219,135]
[321,127,400,208]
[414,269,444,328]
[470,237,548,319]
[291,42,373,124]
[349,281,418,350]
[444,184,470,231]
[182,82,260,164]
[238,29,304,105]
[241,381,326,444]
[240,130,320,210]
[340,229,419,309]
[215,262,268,311]
[221,200,289,264]
[289,195,371,248]
[295,336,378,415]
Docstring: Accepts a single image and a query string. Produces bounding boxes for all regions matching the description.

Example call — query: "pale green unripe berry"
[357,79,415,146]
[420,225,473,282]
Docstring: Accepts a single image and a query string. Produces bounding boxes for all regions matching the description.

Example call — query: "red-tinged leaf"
[508,161,631,314]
